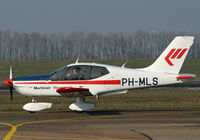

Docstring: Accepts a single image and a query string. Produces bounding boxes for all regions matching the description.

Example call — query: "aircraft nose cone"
[4,79,13,87]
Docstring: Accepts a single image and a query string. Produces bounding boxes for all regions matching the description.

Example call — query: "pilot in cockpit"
[65,67,80,80]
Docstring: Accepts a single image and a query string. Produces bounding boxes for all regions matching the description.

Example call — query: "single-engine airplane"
[4,36,196,112]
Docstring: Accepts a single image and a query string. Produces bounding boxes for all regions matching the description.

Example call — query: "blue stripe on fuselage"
[13,74,50,81]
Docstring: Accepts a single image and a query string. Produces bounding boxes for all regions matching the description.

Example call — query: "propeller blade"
[9,66,12,79]
[4,66,14,101]
[10,87,13,101]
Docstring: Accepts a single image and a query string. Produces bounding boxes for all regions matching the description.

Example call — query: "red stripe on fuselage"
[15,80,121,85]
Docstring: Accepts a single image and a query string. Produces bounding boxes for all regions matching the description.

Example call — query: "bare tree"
[0,30,199,61]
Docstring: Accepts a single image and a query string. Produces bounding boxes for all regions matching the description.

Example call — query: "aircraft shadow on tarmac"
[47,109,193,116]
[86,109,194,115]
[47,110,122,115]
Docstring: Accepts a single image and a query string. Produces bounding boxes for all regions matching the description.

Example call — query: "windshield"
[50,66,67,81]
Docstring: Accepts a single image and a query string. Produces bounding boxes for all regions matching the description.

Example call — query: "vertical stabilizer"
[143,36,194,74]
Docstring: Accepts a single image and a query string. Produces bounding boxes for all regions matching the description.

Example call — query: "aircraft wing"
[56,87,91,97]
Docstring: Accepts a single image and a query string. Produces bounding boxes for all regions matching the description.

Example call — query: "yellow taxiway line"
[0,123,24,140]
[0,111,197,140]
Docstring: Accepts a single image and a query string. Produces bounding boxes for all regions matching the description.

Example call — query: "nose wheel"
[23,97,52,113]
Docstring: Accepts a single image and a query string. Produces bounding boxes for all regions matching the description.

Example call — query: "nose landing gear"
[23,97,52,113]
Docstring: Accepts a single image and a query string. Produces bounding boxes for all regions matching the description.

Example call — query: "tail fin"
[143,36,194,74]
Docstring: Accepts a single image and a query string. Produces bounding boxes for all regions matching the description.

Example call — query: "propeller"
[10,85,13,101]
[9,66,13,101]
[4,66,14,101]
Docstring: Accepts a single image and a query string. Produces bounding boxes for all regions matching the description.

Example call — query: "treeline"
[0,30,200,61]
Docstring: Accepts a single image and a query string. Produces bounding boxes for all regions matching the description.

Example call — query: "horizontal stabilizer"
[176,74,196,80]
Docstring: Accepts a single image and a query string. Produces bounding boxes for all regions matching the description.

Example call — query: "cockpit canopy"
[50,65,109,81]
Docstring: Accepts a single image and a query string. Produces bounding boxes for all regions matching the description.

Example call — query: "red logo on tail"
[165,48,188,66]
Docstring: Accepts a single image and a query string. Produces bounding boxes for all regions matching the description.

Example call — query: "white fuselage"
[13,63,182,97]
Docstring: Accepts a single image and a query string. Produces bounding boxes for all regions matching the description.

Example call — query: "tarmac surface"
[0,110,200,140]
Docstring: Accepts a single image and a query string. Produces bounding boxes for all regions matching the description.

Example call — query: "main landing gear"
[69,96,97,112]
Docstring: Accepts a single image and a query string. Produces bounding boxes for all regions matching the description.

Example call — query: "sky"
[0,0,199,34]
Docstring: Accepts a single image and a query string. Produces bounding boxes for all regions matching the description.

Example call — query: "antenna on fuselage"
[75,55,79,63]
[121,59,128,68]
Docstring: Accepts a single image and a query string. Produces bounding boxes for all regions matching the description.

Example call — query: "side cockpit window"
[79,66,91,80]
[64,66,79,80]
[51,65,109,81]
[64,65,92,80]
[91,66,109,79]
